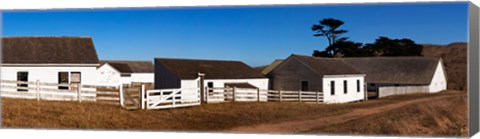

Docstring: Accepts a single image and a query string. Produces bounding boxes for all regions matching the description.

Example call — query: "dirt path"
[227,93,464,134]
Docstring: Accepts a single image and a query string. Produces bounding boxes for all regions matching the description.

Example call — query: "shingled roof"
[341,57,441,84]
[1,36,99,64]
[155,58,266,79]
[101,60,154,73]
[290,55,363,76]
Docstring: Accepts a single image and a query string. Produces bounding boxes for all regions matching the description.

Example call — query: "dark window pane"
[301,81,309,91]
[58,72,69,90]
[17,72,28,92]
[330,81,335,95]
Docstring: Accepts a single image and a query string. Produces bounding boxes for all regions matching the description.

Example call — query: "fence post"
[298,90,301,102]
[205,87,209,103]
[232,87,236,102]
[257,88,261,102]
[316,91,319,104]
[77,83,82,102]
[279,90,282,102]
[36,80,40,101]
[119,84,124,107]
[141,84,145,109]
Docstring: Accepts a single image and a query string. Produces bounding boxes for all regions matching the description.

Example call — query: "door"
[17,72,28,92]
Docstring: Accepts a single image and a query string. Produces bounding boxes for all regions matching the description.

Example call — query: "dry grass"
[2,90,466,136]
[304,91,467,137]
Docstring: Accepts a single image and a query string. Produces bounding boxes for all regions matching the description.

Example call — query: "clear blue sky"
[1,2,468,67]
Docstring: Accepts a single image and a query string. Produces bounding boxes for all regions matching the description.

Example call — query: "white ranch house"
[268,55,366,103]
[0,36,99,94]
[154,58,269,102]
[97,60,154,87]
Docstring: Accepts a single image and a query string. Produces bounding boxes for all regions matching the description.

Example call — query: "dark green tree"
[311,18,348,57]
[365,36,423,56]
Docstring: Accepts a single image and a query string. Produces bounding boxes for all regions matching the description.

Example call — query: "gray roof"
[290,55,363,76]
[101,60,154,73]
[1,36,99,64]
[155,58,266,80]
[341,57,441,84]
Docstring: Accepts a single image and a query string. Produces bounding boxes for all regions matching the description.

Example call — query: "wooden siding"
[154,61,181,89]
[268,57,323,91]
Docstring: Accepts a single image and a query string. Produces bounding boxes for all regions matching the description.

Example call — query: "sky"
[1,2,468,67]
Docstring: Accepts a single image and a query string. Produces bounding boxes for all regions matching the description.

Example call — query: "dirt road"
[227,93,464,134]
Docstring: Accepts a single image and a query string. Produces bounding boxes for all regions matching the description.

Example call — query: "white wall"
[428,61,447,93]
[131,73,154,83]
[202,78,269,90]
[96,64,121,87]
[322,75,365,104]
[1,66,97,93]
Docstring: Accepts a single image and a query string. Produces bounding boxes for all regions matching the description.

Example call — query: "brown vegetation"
[307,92,467,137]
[422,42,467,90]
[2,91,466,137]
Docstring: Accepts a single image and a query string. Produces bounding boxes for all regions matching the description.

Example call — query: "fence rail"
[1,80,121,105]
[378,86,429,98]
[206,87,323,103]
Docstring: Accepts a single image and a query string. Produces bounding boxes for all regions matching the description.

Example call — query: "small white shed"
[154,58,269,102]
[97,60,154,87]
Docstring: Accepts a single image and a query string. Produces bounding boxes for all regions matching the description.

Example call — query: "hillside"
[422,42,467,90]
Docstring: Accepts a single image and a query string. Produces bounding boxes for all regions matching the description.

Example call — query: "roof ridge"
[1,36,92,38]
[155,57,243,63]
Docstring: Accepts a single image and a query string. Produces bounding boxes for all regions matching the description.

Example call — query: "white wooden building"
[154,58,269,102]
[0,36,100,93]
[268,54,366,103]
[97,60,154,87]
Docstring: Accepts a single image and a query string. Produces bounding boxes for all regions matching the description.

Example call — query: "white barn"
[97,60,154,87]
[341,57,447,97]
[0,36,99,93]
[268,54,366,103]
[154,58,269,102]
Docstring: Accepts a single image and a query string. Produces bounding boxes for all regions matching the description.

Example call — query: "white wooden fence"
[141,87,201,110]
[206,87,268,103]
[206,87,323,103]
[378,86,430,98]
[267,90,323,103]
[1,80,121,105]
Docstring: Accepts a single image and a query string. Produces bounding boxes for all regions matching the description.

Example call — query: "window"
[17,72,28,92]
[301,81,309,91]
[343,80,347,94]
[58,72,69,90]
[71,72,81,83]
[357,80,360,93]
[330,81,335,95]
[207,82,214,92]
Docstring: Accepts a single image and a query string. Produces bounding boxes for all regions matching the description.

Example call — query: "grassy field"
[2,90,466,136]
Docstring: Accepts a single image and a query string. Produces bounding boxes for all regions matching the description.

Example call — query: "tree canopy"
[311,18,422,57]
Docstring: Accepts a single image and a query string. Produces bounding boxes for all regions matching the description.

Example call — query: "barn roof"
[100,60,154,73]
[340,57,441,84]
[1,36,99,64]
[289,54,363,76]
[155,58,266,80]
[259,59,284,75]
